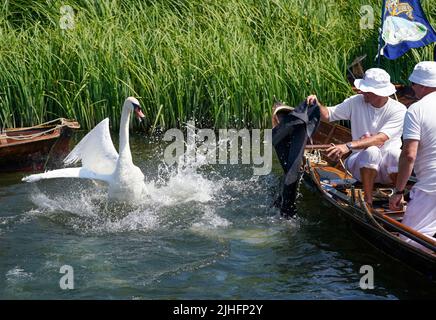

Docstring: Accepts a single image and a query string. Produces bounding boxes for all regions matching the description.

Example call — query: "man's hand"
[389,194,404,211]
[307,95,318,105]
[307,94,329,121]
[326,144,349,161]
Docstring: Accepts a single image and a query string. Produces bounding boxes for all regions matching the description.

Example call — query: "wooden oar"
[372,208,436,252]
[358,191,436,253]
[305,144,332,150]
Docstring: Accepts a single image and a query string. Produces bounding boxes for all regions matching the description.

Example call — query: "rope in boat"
[328,143,353,180]
[21,118,65,129]
[304,149,328,166]
[2,126,62,141]
[304,143,353,173]
[0,118,66,141]
[7,118,65,131]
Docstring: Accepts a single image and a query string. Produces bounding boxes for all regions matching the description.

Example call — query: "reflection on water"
[0,132,435,299]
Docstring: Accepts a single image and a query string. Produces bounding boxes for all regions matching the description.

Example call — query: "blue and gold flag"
[380,0,436,60]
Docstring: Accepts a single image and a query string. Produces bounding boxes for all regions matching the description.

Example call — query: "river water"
[0,132,435,299]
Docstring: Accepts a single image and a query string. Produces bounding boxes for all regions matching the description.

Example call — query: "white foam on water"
[145,169,219,206]
[144,134,224,206]
[25,148,220,234]
[84,207,159,233]
[190,207,232,233]
[24,125,277,234]
[6,266,33,282]
[0,216,15,227]
[29,191,101,218]
[25,164,267,234]
[27,189,160,234]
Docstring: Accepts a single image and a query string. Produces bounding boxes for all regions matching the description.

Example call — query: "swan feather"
[63,118,119,175]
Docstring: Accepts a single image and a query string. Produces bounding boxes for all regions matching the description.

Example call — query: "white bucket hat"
[354,68,396,97]
[409,61,436,88]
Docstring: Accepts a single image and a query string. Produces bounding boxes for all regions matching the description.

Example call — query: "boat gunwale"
[0,118,80,149]
[304,158,436,261]
[301,121,436,279]
[3,118,80,133]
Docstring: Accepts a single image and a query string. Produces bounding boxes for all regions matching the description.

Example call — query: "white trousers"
[345,146,400,184]
[401,188,436,250]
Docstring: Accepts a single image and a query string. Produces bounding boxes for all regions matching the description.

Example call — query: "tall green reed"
[0,0,434,130]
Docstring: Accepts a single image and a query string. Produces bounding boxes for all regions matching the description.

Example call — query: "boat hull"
[298,120,436,281]
[0,119,79,172]
[303,174,436,280]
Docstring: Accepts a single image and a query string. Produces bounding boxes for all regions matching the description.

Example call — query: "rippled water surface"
[1,133,435,299]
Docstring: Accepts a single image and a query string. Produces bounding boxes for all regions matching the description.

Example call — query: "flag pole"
[377,0,387,67]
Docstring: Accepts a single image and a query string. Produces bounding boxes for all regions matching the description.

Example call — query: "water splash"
[30,190,101,218]
[145,123,223,206]
[28,191,159,234]
[26,142,224,234]
[25,127,279,235]
[190,206,232,233]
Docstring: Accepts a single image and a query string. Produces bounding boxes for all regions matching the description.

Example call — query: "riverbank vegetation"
[1,0,435,130]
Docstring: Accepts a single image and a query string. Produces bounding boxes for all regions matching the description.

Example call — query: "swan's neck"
[119,103,132,162]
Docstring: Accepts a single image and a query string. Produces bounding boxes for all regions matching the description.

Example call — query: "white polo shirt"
[328,94,406,152]
[403,91,436,194]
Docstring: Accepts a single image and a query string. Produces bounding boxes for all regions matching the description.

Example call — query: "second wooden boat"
[0,118,80,172]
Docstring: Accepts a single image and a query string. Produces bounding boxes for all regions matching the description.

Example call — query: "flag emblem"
[380,0,436,59]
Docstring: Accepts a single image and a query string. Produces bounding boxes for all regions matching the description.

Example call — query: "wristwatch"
[345,142,353,151]
[393,187,405,195]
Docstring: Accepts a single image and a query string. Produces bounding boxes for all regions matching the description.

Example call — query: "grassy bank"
[0,0,435,130]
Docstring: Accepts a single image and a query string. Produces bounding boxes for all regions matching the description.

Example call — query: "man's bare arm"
[326,133,389,161]
[348,132,389,150]
[389,139,418,210]
[396,139,419,191]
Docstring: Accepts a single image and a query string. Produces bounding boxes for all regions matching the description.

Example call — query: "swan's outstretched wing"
[64,118,118,175]
[22,168,111,183]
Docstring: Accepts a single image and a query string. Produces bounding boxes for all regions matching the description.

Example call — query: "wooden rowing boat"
[302,120,436,280]
[0,118,80,172]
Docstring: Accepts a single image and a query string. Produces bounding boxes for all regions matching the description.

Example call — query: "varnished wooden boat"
[302,121,436,280]
[0,118,80,172]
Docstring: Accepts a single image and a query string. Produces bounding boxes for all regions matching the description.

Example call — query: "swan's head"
[125,97,145,121]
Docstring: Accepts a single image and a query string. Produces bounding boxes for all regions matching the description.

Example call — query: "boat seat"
[315,167,357,187]
[315,166,351,179]
[315,167,396,189]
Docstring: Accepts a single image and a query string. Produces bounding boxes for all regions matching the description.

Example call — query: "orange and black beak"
[133,103,145,122]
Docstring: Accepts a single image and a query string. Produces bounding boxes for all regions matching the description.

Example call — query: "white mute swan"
[23,97,147,203]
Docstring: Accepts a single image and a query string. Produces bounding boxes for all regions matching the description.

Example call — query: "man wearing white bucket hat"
[390,61,436,247]
[307,68,407,204]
